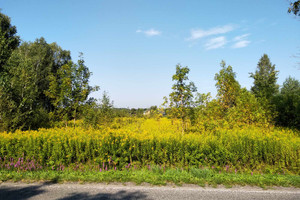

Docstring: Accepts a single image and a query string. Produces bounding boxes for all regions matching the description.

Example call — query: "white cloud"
[232,33,251,48]
[136,28,161,36]
[205,36,227,50]
[232,40,251,48]
[187,25,234,40]
[233,33,250,41]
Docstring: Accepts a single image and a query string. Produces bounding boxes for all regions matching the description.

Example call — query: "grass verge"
[0,168,299,188]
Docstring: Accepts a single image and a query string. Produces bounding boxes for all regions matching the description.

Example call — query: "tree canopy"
[273,77,300,129]
[250,54,279,105]
[0,11,20,72]
[0,11,99,131]
[164,64,197,132]
[215,60,240,112]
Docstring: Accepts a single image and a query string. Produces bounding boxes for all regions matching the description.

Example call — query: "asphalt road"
[0,182,299,200]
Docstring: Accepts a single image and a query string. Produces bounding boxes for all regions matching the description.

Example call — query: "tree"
[99,91,114,124]
[0,35,96,131]
[214,60,240,112]
[273,77,300,129]
[71,53,97,124]
[0,11,20,131]
[250,54,279,108]
[227,88,270,126]
[288,0,300,16]
[83,92,114,128]
[0,38,72,131]
[0,11,20,72]
[165,64,197,133]
[46,53,98,126]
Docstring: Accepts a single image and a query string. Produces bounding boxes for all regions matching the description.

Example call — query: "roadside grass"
[0,167,299,188]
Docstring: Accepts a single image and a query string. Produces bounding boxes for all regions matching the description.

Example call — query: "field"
[0,117,299,186]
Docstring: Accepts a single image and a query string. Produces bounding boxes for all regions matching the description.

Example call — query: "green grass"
[0,168,299,188]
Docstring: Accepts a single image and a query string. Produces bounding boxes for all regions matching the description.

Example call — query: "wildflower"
[225,165,229,172]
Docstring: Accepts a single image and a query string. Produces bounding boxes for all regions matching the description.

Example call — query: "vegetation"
[288,0,300,16]
[1,167,299,188]
[273,77,300,129]
[163,64,197,133]
[0,11,299,186]
[0,118,299,173]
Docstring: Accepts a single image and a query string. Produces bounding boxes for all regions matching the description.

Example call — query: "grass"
[0,167,299,188]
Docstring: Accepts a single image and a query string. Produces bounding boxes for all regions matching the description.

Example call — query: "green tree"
[214,60,241,113]
[273,77,300,129]
[250,54,279,115]
[0,35,95,131]
[165,64,197,133]
[227,88,269,126]
[0,11,20,131]
[46,53,98,126]
[99,91,114,124]
[250,54,279,101]
[83,92,114,128]
[0,38,63,131]
[0,11,20,72]
[46,61,74,125]
[71,53,97,124]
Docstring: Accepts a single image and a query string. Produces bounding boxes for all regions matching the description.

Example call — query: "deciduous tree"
[165,64,197,133]
[0,11,20,72]
[214,60,240,113]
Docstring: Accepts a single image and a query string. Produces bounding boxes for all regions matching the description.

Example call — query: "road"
[0,182,299,200]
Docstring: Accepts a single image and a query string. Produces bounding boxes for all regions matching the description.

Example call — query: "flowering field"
[0,118,299,174]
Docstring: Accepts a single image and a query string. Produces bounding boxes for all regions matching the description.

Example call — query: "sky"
[1,0,300,108]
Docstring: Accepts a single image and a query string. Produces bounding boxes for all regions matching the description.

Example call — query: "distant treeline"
[0,11,299,132]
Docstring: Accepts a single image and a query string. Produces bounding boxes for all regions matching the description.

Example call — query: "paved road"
[0,182,299,200]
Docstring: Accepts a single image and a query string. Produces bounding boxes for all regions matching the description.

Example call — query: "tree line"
[0,11,299,132]
[0,11,99,131]
[164,57,300,132]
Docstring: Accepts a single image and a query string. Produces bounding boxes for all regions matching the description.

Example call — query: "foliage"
[0,37,97,131]
[46,52,98,126]
[193,93,223,131]
[0,118,299,174]
[0,38,64,131]
[0,11,20,72]
[288,0,300,16]
[164,64,197,132]
[0,11,21,131]
[83,92,114,128]
[214,61,241,113]
[114,108,131,118]
[250,54,279,108]
[273,77,300,129]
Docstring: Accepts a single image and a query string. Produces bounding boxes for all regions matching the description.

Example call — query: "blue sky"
[1,0,300,108]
